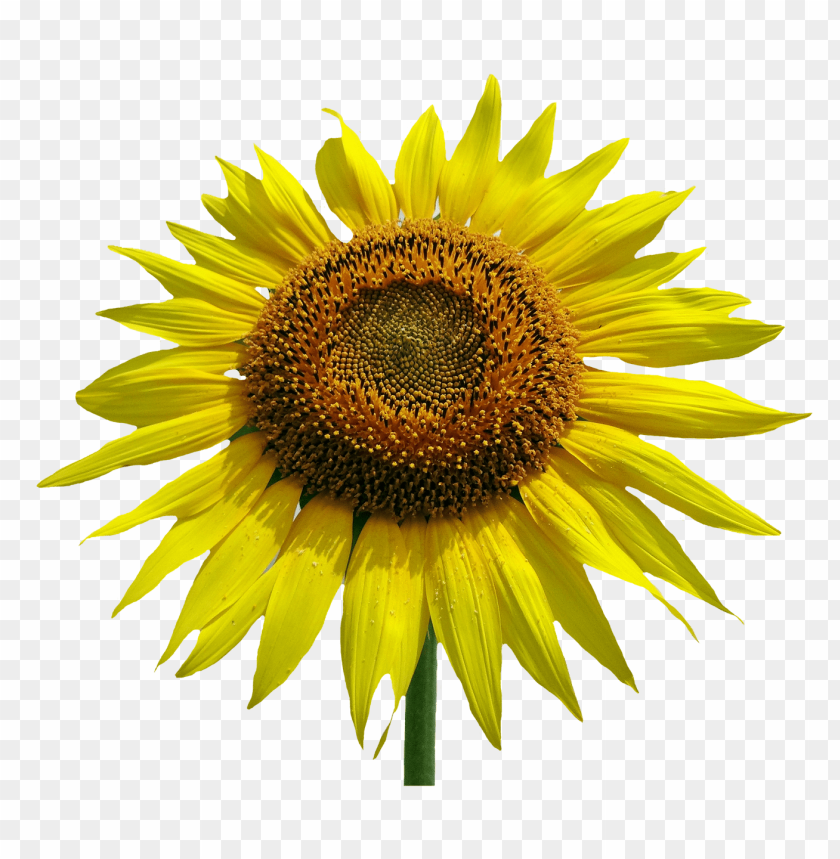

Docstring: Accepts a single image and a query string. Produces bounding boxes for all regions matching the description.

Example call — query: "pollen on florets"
[244,218,582,517]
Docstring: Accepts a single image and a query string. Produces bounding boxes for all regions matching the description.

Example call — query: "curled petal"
[316,110,398,230]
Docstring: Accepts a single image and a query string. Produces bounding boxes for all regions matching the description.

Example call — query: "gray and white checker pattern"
[1,1,836,856]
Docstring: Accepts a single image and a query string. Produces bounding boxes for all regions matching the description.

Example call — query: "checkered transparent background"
[2,1,837,857]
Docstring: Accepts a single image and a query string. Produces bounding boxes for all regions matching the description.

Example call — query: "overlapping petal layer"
[489,495,636,690]
[425,516,503,749]
[550,451,733,617]
[112,451,277,616]
[560,422,778,536]
[438,76,502,225]
[520,464,696,637]
[249,494,353,709]
[534,188,694,287]
[109,245,265,314]
[317,110,398,230]
[202,156,332,263]
[158,475,303,667]
[469,103,556,236]
[502,138,629,251]
[167,222,291,288]
[463,505,581,720]
[39,399,251,488]
[82,431,266,542]
[341,512,421,747]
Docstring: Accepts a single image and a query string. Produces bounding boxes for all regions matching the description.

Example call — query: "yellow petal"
[577,371,809,439]
[341,512,419,748]
[97,297,258,347]
[425,515,502,749]
[38,399,252,488]
[399,515,432,697]
[393,106,446,219]
[167,222,291,289]
[254,146,338,251]
[82,431,267,542]
[520,465,696,638]
[572,287,751,333]
[202,157,313,264]
[493,494,636,690]
[463,504,581,720]
[158,475,303,667]
[248,493,353,708]
[175,565,280,678]
[112,452,277,616]
[469,103,556,235]
[576,311,784,367]
[501,138,629,251]
[76,368,245,428]
[534,188,694,287]
[88,345,248,389]
[109,246,265,315]
[551,450,735,618]
[558,248,705,309]
[370,514,432,758]
[316,110,398,230]
[438,76,502,225]
[560,421,780,536]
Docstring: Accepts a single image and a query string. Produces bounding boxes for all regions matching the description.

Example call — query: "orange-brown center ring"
[244,218,582,517]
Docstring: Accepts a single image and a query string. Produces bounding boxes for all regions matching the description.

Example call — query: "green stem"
[403,621,437,786]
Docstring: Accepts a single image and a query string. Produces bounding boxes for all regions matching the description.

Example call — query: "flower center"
[333,281,483,415]
[245,219,582,517]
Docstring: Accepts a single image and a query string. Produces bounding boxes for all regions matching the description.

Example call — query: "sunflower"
[40,77,806,764]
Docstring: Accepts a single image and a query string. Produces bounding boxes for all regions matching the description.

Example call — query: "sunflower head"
[244,217,581,518]
[40,76,806,754]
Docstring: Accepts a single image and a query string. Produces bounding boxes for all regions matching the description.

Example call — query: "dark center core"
[333,281,483,414]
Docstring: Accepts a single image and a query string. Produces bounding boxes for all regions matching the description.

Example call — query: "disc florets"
[244,218,582,516]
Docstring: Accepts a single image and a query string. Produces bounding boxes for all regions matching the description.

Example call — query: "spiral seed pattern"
[244,218,582,517]
[334,282,483,414]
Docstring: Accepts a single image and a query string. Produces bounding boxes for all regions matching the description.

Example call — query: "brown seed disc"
[244,218,582,517]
